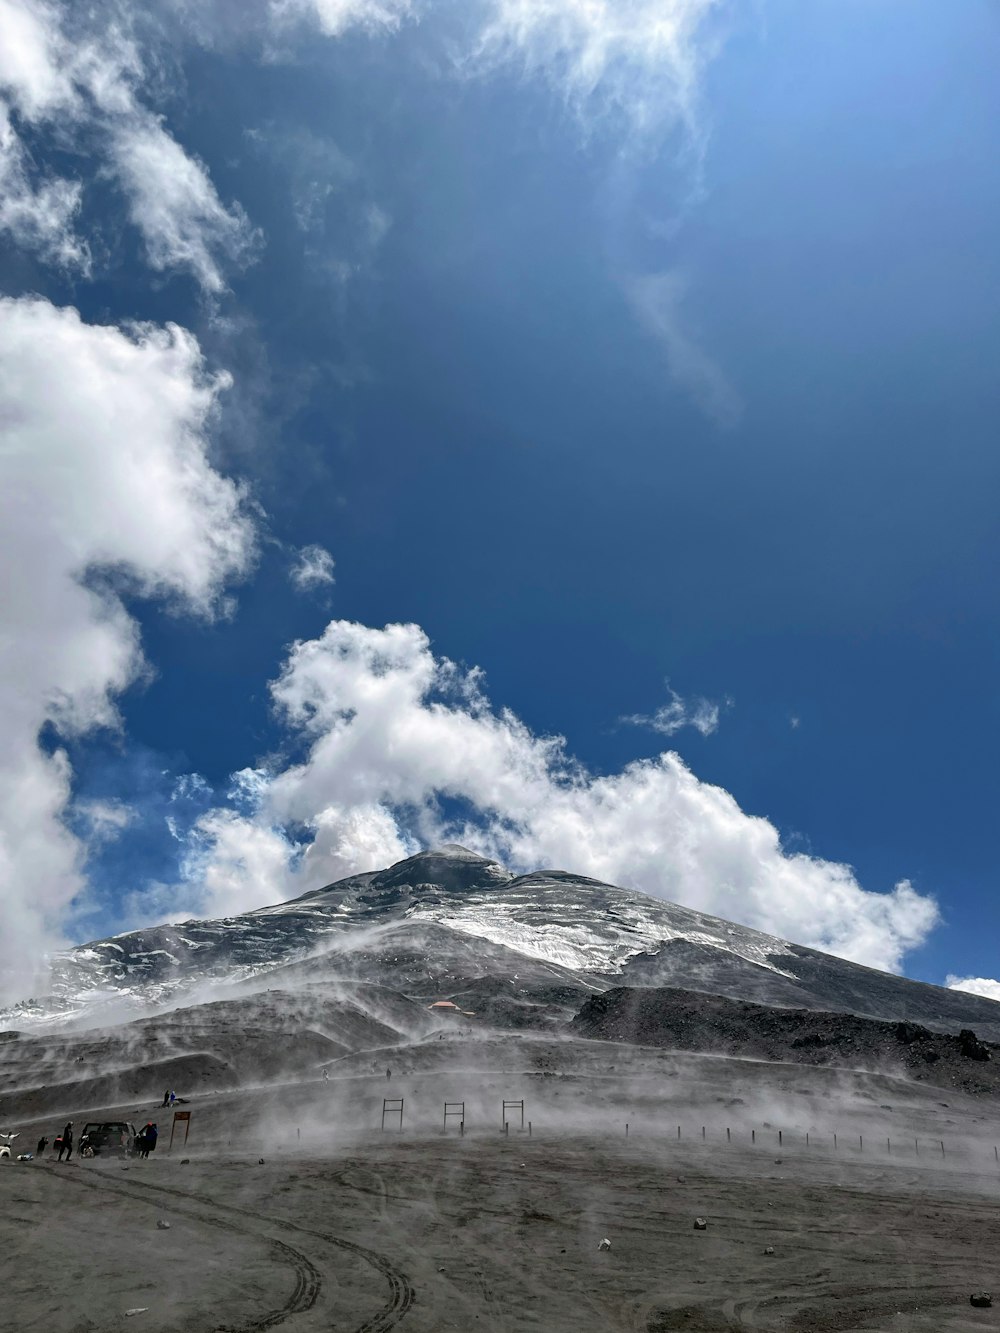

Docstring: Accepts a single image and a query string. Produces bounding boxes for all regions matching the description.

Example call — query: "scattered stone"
[693,1218,708,1231]
[763,1247,775,1256]
[258,1158,265,1165]
[156,1220,170,1231]
[598,1238,611,1251]
[180,1159,190,1165]
[124,1310,149,1317]
[970,1293,992,1308]
[774,1159,783,1165]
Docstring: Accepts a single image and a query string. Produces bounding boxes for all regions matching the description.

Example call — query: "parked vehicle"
[79,1121,137,1158]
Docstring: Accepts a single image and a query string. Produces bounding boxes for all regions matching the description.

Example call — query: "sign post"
[169,1111,192,1153]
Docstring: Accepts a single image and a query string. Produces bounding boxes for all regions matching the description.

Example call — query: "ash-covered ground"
[3,1034,1000,1333]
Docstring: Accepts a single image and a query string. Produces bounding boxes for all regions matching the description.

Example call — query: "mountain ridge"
[4,846,1000,1040]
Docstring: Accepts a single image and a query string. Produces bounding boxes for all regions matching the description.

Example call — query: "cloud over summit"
[173,620,938,975]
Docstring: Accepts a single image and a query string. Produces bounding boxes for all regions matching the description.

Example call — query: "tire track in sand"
[100,1171,416,1332]
[43,1163,320,1330]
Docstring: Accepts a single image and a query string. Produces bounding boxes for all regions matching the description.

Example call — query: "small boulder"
[763,1246,775,1256]
[693,1218,708,1231]
[598,1238,611,1251]
[970,1293,992,1308]
[156,1220,170,1231]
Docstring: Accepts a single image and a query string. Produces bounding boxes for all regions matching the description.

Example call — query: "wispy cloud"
[623,682,729,738]
[625,270,742,428]
[0,0,257,289]
[472,0,726,145]
[289,543,336,592]
[268,0,412,40]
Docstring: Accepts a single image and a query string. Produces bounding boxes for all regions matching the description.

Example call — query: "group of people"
[37,1120,158,1160]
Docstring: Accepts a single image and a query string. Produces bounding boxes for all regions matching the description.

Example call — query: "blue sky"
[1,0,999,1001]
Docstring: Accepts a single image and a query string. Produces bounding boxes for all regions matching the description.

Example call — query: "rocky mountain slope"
[4,845,1000,1042]
[572,986,1000,1097]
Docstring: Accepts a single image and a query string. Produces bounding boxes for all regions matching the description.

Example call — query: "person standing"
[36,1135,48,1157]
[57,1123,73,1162]
[146,1123,158,1155]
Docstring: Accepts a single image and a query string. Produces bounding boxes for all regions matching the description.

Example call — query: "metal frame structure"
[502,1099,525,1132]
[381,1098,404,1131]
[443,1102,465,1135]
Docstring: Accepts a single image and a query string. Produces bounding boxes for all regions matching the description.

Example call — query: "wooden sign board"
[168,1110,192,1151]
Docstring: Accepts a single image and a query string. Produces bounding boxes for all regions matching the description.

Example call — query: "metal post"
[726,1127,730,1142]
[677,1125,681,1140]
[751,1129,755,1144]
[778,1130,782,1146]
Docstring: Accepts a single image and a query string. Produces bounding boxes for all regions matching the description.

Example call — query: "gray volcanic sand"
[3,1037,1000,1333]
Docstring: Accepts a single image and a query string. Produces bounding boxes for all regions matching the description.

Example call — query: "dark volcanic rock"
[571,987,1000,1096]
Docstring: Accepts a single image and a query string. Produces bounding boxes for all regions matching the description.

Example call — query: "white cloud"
[472,0,725,141]
[0,100,88,268]
[946,976,1000,1004]
[269,0,412,39]
[109,114,258,294]
[0,295,256,1000]
[181,620,937,973]
[289,544,336,592]
[625,270,742,427]
[74,799,135,845]
[624,682,727,737]
[0,0,256,288]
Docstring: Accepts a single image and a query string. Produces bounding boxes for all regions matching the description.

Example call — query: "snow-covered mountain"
[5,845,1000,1039]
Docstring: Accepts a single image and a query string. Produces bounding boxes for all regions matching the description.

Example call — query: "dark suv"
[79,1121,137,1157]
